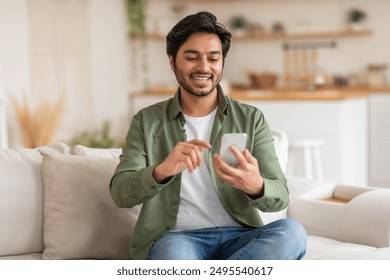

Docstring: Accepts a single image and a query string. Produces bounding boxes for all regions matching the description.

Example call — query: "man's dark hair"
[166,11,231,63]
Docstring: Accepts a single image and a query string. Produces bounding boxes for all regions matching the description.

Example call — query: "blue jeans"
[147,218,307,260]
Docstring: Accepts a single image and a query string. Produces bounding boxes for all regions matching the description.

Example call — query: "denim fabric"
[147,219,307,260]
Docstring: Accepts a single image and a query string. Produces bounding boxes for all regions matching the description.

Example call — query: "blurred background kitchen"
[0,0,389,187]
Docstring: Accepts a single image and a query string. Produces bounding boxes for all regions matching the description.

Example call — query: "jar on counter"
[367,64,388,87]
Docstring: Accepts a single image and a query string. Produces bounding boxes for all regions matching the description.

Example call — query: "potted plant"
[346,8,367,31]
[229,15,249,37]
[126,0,149,90]
[69,121,121,148]
[126,0,146,38]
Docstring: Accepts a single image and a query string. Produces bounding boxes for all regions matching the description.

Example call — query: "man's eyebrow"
[210,50,222,55]
[183,49,222,55]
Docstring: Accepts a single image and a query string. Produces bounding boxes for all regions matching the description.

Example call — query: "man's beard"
[173,65,222,97]
[182,78,219,97]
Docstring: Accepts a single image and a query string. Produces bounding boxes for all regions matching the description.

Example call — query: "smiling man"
[110,11,307,260]
[171,33,222,97]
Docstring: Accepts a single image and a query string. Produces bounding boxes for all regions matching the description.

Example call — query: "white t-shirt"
[173,108,241,231]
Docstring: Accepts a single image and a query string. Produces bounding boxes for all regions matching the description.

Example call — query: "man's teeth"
[192,76,210,81]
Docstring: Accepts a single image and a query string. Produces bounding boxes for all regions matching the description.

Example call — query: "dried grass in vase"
[10,94,66,148]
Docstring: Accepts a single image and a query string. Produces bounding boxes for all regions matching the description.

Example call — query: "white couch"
[1,136,390,260]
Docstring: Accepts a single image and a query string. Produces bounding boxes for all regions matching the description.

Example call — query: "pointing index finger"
[189,139,211,150]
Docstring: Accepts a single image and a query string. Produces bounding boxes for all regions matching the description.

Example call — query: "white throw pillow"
[73,144,121,159]
[0,149,44,256]
[40,151,140,259]
[0,143,71,257]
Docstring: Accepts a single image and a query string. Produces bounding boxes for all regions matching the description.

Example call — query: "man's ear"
[169,56,175,72]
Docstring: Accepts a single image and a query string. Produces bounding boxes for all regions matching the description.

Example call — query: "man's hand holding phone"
[213,133,264,198]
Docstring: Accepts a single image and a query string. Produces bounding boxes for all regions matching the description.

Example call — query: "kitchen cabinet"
[369,93,390,187]
[241,97,368,186]
[129,91,369,186]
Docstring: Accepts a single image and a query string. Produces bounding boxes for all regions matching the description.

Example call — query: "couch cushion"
[0,253,42,260]
[0,143,71,257]
[305,235,390,260]
[40,151,140,259]
[73,144,121,159]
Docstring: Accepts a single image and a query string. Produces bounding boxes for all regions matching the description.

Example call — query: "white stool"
[287,138,324,180]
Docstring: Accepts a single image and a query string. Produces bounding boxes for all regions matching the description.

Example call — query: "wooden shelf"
[180,0,257,2]
[138,29,373,42]
[164,0,232,2]
[232,29,373,42]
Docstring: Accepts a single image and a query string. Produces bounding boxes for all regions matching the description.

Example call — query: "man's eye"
[186,57,197,61]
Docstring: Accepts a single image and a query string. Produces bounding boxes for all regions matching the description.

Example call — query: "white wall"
[0,0,133,147]
[0,0,31,147]
[0,0,389,147]
[0,0,30,95]
[89,0,133,141]
[146,0,390,86]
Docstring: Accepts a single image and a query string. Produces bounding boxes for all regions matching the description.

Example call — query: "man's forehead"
[178,33,222,53]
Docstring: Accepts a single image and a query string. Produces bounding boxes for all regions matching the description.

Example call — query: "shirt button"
[133,196,138,200]
[180,128,186,133]
[151,185,156,190]
[165,225,171,230]
[171,201,177,206]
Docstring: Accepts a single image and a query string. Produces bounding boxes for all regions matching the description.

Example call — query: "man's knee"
[147,234,200,260]
[276,218,307,258]
[260,218,307,259]
[278,218,307,238]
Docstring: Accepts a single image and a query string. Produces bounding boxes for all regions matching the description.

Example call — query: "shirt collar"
[168,84,229,121]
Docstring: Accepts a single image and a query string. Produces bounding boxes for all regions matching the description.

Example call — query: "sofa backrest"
[0,129,289,257]
[255,130,289,224]
[272,130,289,174]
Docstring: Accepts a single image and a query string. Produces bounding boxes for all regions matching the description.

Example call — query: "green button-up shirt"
[110,86,288,260]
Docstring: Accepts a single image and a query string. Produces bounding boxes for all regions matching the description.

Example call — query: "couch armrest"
[258,177,336,225]
[287,176,336,199]
[289,186,390,248]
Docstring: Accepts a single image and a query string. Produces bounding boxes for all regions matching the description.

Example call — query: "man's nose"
[196,58,210,72]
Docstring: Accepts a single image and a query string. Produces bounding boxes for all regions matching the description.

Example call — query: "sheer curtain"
[28,0,93,142]
[0,95,7,149]
[0,45,7,148]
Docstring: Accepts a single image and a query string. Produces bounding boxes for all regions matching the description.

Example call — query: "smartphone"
[220,133,247,166]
